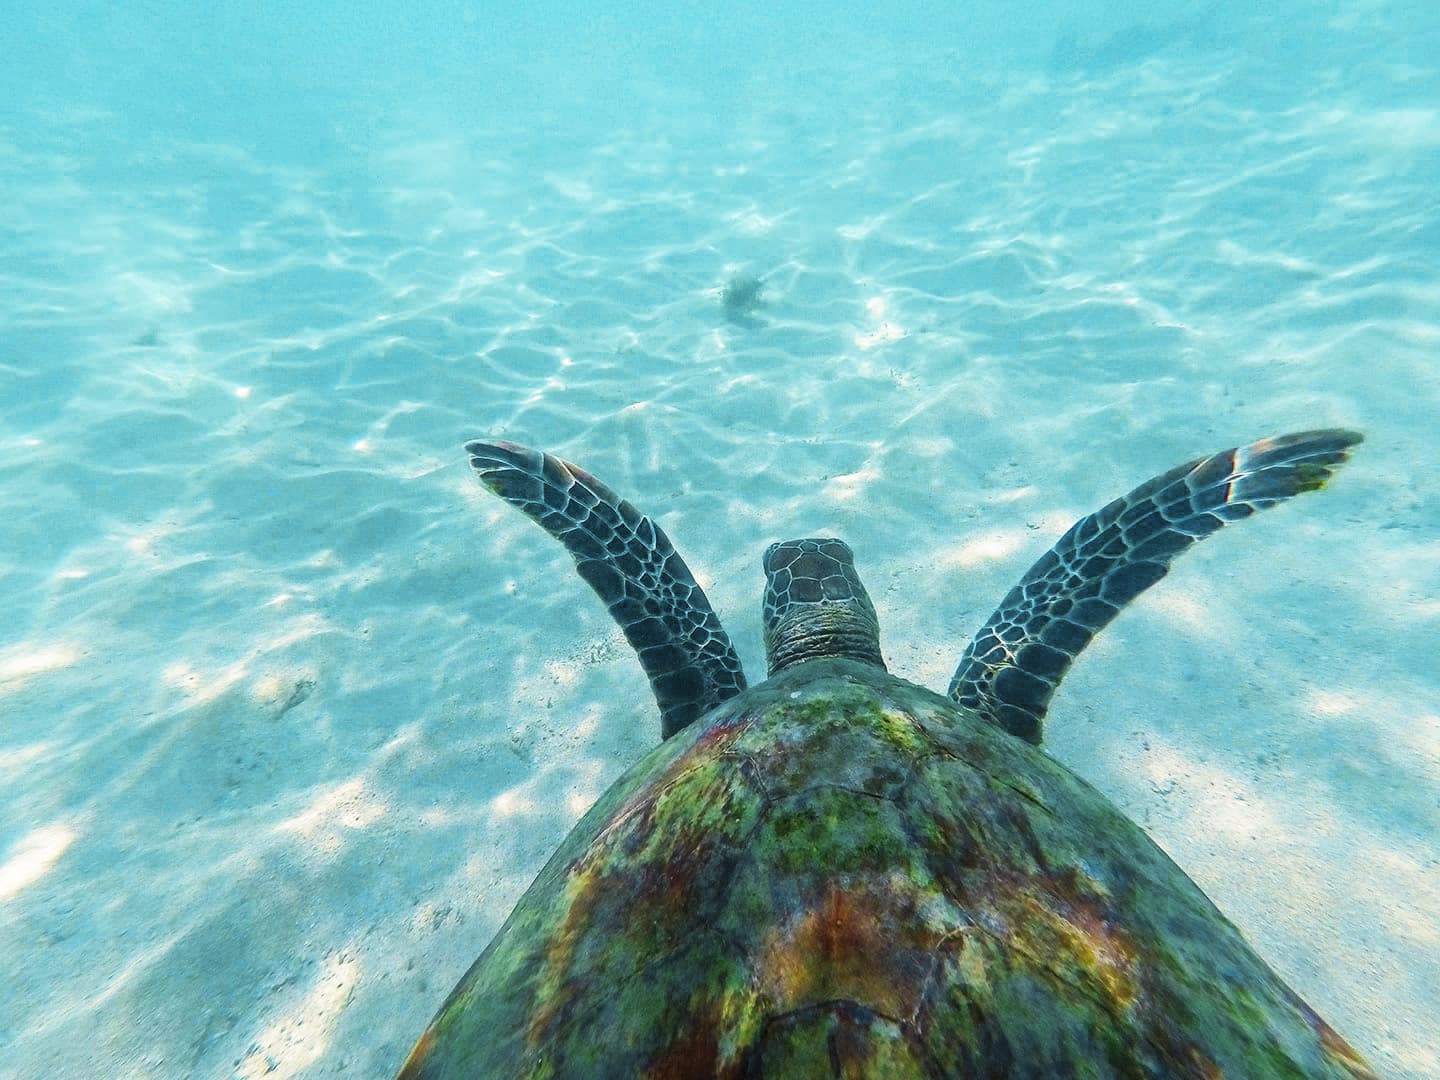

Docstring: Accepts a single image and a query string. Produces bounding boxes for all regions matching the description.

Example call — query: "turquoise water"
[3,2,1437,1077]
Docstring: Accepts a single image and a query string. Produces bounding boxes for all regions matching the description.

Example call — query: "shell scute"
[900,735,1377,1079]
[723,788,961,1024]
[405,714,767,1078]
[755,1002,935,1079]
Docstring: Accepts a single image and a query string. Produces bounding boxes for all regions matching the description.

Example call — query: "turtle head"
[762,538,886,677]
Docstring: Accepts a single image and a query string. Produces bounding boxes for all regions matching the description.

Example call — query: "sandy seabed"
[3,35,1438,1080]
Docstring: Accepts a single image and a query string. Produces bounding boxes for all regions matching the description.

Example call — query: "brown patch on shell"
[758,882,935,1021]
[642,1015,723,1080]
[393,1027,434,1080]
[526,727,761,1054]
[1302,997,1383,1080]
[1185,1044,1226,1079]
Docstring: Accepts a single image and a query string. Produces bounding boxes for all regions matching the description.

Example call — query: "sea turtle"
[398,429,1377,1080]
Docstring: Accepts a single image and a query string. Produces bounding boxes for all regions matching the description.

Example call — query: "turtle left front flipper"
[467,440,748,738]
[949,429,1363,744]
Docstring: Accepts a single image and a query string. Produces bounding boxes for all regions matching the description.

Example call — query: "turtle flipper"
[467,440,747,739]
[949,429,1363,744]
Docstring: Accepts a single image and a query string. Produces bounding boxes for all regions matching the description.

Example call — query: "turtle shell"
[398,659,1375,1079]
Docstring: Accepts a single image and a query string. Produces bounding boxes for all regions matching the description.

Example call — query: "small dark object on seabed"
[720,274,765,321]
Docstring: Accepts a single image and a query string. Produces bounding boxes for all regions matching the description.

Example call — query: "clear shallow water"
[2,2,1437,1077]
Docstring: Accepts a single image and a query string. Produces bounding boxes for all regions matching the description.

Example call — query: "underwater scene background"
[2,1,1437,1076]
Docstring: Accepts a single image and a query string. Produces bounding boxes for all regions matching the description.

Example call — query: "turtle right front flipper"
[467,440,748,739]
[949,429,1363,744]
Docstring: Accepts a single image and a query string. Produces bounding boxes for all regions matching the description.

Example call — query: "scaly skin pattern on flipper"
[398,661,1378,1080]
[949,429,1363,743]
[466,440,747,737]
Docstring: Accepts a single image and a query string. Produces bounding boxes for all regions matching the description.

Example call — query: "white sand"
[2,30,1437,1080]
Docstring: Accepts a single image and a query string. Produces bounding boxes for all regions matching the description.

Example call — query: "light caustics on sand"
[0,824,77,902]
